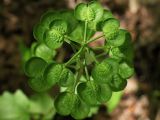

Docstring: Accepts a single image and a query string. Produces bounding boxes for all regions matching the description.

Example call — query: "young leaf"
[24,57,47,77]
[28,77,51,92]
[14,90,30,111]
[74,1,103,22]
[119,32,134,63]
[33,22,46,42]
[30,42,38,56]
[109,74,127,91]
[69,23,83,44]
[49,19,67,34]
[29,93,55,118]
[102,18,120,40]
[109,47,125,60]
[91,59,113,84]
[34,43,56,62]
[69,22,95,43]
[71,96,90,119]
[44,19,67,49]
[54,92,75,115]
[0,92,30,120]
[101,10,114,21]
[40,10,59,28]
[59,68,75,87]
[118,62,134,79]
[60,10,78,33]
[44,63,63,87]
[107,91,123,113]
[77,81,98,105]
[97,10,114,30]
[107,29,128,47]
[96,84,112,103]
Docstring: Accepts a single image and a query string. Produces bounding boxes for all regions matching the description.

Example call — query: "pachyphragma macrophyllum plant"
[23,1,134,119]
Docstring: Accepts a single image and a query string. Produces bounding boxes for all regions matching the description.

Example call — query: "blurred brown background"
[0,0,160,120]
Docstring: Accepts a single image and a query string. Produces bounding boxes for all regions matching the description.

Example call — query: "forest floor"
[0,0,160,120]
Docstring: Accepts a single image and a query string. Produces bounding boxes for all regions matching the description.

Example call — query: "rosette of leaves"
[22,1,134,119]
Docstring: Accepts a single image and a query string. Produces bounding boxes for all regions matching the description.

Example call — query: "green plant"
[23,1,134,119]
[0,90,55,120]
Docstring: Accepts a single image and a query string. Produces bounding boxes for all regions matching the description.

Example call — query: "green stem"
[65,35,79,44]
[86,34,105,44]
[83,21,88,44]
[84,64,90,81]
[65,46,84,66]
[96,52,107,58]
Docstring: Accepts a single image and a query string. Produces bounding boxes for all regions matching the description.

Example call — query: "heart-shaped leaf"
[33,22,46,42]
[97,10,114,31]
[118,62,134,79]
[28,76,51,92]
[59,68,75,87]
[24,57,47,77]
[54,92,75,115]
[96,84,112,103]
[34,43,56,62]
[109,74,127,91]
[107,29,129,47]
[75,1,103,22]
[92,58,120,85]
[29,93,55,119]
[102,18,120,40]
[43,63,63,87]
[71,96,90,119]
[44,20,67,49]
[0,92,30,120]
[77,81,98,105]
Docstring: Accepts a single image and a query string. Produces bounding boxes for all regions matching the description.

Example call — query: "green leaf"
[60,10,78,33]
[19,40,31,63]
[77,81,98,105]
[44,29,63,49]
[49,19,67,34]
[118,62,134,79]
[24,57,47,77]
[118,32,134,63]
[28,77,51,92]
[30,42,38,56]
[44,63,63,87]
[40,10,59,28]
[69,22,95,43]
[69,23,83,44]
[0,92,30,120]
[96,84,112,103]
[34,43,56,62]
[85,50,96,65]
[107,29,129,47]
[74,1,103,22]
[107,91,123,113]
[109,74,127,91]
[29,93,55,119]
[54,92,75,115]
[97,10,114,31]
[101,10,114,21]
[71,96,90,119]
[91,59,113,84]
[59,68,75,87]
[33,22,46,42]
[109,47,125,60]
[102,18,120,40]
[103,57,120,74]
[14,90,30,111]
[44,19,67,49]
